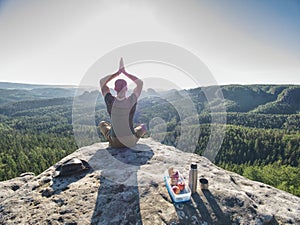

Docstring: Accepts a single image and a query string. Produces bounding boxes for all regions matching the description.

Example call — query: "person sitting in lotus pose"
[99,58,146,148]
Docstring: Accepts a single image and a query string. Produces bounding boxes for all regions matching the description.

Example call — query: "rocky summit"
[0,138,299,225]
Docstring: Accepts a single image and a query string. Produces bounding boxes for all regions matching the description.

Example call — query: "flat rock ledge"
[0,138,299,225]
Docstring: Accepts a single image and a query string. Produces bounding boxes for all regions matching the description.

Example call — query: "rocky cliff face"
[0,138,299,225]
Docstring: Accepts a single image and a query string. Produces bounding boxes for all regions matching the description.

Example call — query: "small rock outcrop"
[0,138,299,224]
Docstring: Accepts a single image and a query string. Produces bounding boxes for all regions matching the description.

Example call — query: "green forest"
[0,83,299,197]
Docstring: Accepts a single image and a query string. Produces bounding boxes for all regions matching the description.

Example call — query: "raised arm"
[99,71,119,96]
[120,58,143,98]
[100,60,125,96]
[123,71,143,98]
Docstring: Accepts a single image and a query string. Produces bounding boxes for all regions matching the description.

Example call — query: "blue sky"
[211,0,300,55]
[0,0,299,89]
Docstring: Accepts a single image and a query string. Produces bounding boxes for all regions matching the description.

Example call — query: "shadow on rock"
[89,144,154,225]
[173,200,208,225]
[173,191,232,225]
[201,190,231,225]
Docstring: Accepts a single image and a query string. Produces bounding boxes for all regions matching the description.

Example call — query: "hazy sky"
[0,0,299,88]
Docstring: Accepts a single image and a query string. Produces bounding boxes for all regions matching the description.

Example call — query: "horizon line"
[0,80,299,89]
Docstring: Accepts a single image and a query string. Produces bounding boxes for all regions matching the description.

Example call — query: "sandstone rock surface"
[0,138,299,224]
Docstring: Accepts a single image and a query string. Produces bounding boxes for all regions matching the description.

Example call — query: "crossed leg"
[99,121,147,148]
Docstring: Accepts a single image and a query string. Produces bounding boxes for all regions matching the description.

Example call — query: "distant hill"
[0,88,77,106]
[0,82,76,90]
[0,82,300,114]
[0,82,79,106]
[1,82,299,114]
[186,84,300,114]
[252,86,300,114]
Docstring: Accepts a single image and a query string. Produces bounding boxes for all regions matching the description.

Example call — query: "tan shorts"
[99,121,146,148]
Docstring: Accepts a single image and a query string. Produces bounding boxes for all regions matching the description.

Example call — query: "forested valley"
[0,83,299,196]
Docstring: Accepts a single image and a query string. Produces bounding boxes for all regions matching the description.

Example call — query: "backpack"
[53,158,90,177]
